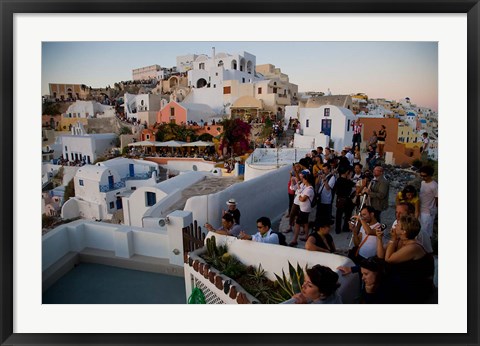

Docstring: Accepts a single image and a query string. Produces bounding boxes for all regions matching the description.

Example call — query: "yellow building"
[398,121,420,146]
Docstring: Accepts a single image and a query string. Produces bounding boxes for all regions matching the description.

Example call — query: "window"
[215,72,218,76]
[273,87,277,93]
[170,107,175,116]
[199,63,205,70]
[242,78,245,83]
[306,119,309,128]
[324,108,330,117]
[79,179,84,186]
[146,134,150,140]
[213,84,216,88]
[347,119,350,130]
[109,202,115,209]
[65,146,68,151]
[223,86,231,94]
[131,186,136,191]
[146,191,156,206]
[258,87,262,94]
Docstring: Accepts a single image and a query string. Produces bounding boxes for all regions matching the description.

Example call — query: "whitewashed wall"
[300,106,356,151]
[164,159,216,173]
[293,133,329,150]
[184,165,290,233]
[285,105,299,121]
[207,233,360,304]
[43,210,192,273]
[123,171,208,227]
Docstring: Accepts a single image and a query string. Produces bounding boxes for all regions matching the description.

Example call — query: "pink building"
[157,101,218,125]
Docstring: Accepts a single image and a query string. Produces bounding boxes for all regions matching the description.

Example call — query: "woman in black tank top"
[383,215,435,303]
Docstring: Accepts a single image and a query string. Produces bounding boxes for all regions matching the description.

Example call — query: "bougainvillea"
[218,118,252,155]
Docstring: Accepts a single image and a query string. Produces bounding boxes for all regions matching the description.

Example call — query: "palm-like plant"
[271,261,306,303]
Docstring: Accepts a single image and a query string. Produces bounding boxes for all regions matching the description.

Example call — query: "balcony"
[99,181,126,192]
[122,172,154,181]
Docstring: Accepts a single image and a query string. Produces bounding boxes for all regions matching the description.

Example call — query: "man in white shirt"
[421,132,430,161]
[315,164,336,224]
[239,217,279,244]
[349,205,381,263]
[419,165,438,246]
[345,147,354,167]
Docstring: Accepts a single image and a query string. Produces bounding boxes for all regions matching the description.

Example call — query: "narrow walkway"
[164,176,240,215]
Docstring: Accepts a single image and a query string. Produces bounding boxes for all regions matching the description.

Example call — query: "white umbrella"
[182,140,215,147]
[159,140,186,147]
[127,140,156,147]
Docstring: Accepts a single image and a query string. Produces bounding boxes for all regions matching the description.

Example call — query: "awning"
[156,140,186,147]
[127,140,157,147]
[182,140,215,147]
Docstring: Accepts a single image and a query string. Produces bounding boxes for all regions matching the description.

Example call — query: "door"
[116,197,123,210]
[321,119,332,137]
[129,164,134,177]
[108,176,114,189]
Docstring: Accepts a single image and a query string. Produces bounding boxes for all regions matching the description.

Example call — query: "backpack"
[271,231,287,246]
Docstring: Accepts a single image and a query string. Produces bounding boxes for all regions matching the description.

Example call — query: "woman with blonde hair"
[380,215,434,303]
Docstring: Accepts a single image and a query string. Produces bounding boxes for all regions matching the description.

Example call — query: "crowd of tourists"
[205,146,438,304]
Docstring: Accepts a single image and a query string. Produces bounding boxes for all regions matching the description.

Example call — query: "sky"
[42,41,438,111]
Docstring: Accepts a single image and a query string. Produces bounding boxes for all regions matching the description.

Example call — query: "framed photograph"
[1,0,479,345]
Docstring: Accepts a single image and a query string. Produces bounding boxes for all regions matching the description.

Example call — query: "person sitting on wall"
[238,217,279,244]
[305,218,336,253]
[223,198,241,224]
[282,264,342,304]
[204,213,243,238]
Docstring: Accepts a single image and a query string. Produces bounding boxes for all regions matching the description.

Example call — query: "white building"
[132,64,163,81]
[176,54,198,73]
[404,110,418,131]
[60,122,117,164]
[124,93,162,121]
[284,105,299,121]
[187,50,259,88]
[61,158,160,221]
[244,148,311,181]
[295,105,357,152]
[122,171,210,228]
[180,51,264,114]
[64,100,115,119]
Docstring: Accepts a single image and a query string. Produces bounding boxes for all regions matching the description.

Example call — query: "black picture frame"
[1,1,479,345]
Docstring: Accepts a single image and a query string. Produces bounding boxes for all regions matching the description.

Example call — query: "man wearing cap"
[223,198,241,224]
